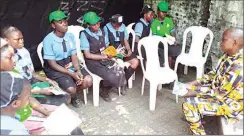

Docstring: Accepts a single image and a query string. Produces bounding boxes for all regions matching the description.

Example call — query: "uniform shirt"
[43,31,76,61]
[151,17,175,37]
[193,49,243,122]
[14,47,35,80]
[103,22,129,46]
[80,28,108,51]
[1,115,29,135]
[134,18,150,37]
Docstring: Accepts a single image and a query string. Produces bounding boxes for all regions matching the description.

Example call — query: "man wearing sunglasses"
[151,1,181,68]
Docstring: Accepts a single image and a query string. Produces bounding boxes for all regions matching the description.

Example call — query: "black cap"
[110,14,123,24]
[0,71,24,108]
[141,5,153,14]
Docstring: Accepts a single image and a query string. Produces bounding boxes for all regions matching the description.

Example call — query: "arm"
[83,50,108,60]
[124,28,132,52]
[80,31,108,60]
[46,60,74,76]
[134,22,143,43]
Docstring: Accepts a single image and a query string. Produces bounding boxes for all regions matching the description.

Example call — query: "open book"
[42,104,82,135]
[172,81,189,96]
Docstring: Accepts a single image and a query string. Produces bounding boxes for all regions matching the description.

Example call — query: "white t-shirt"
[0,115,29,135]
[14,47,35,80]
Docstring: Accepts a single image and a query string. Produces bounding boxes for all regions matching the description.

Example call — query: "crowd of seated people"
[0,1,243,135]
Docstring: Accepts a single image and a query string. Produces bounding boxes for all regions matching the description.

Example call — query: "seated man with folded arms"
[80,11,127,101]
[0,71,31,135]
[181,27,243,135]
[43,10,92,108]
[104,14,139,93]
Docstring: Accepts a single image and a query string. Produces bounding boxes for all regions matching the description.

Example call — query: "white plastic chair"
[37,40,88,105]
[126,26,136,88]
[174,26,214,79]
[138,36,178,111]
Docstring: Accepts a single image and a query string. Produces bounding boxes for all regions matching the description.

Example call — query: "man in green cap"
[42,10,93,108]
[151,1,181,68]
[80,11,127,102]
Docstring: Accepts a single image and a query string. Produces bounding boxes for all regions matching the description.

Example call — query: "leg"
[55,75,82,108]
[182,98,224,135]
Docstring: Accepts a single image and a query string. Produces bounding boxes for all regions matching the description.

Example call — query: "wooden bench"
[219,116,243,135]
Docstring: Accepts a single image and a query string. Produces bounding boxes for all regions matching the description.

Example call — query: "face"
[157,9,167,19]
[12,81,31,110]
[220,31,235,54]
[144,11,154,22]
[5,31,24,49]
[51,18,68,33]
[88,22,101,33]
[0,46,16,71]
[111,23,122,30]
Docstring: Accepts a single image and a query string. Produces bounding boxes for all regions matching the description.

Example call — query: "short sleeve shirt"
[14,47,35,80]
[1,115,29,135]
[103,22,129,46]
[80,28,108,51]
[43,31,77,61]
[134,18,150,37]
[151,17,174,37]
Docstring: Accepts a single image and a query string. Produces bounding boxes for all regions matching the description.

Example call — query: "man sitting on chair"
[182,27,243,135]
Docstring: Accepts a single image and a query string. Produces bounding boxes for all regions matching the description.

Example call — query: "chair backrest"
[37,42,44,67]
[138,36,169,75]
[67,25,85,62]
[126,26,136,52]
[181,26,214,62]
[127,23,135,30]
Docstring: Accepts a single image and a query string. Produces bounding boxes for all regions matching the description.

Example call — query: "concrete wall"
[144,0,243,71]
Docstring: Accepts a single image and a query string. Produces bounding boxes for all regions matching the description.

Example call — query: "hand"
[187,80,200,87]
[46,78,58,86]
[126,49,132,57]
[72,71,83,81]
[174,40,179,46]
[183,89,198,98]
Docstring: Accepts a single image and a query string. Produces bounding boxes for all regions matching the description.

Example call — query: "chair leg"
[141,76,145,95]
[149,83,158,111]
[196,66,204,79]
[132,72,135,80]
[128,77,133,89]
[184,65,188,75]
[157,84,162,91]
[118,87,121,96]
[93,78,101,107]
[83,89,87,105]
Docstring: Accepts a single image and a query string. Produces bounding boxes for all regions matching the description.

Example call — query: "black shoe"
[100,88,112,102]
[71,98,82,108]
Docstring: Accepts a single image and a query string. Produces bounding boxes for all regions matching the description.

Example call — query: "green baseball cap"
[158,1,169,12]
[83,12,101,25]
[49,10,67,23]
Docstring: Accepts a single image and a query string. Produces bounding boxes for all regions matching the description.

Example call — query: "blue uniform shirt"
[103,22,129,46]
[80,28,108,51]
[134,18,150,37]
[43,31,76,61]
[1,115,29,135]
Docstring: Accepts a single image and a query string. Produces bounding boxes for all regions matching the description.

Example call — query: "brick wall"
[144,0,243,71]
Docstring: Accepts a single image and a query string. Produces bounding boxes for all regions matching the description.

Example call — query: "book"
[42,104,82,135]
[172,81,189,96]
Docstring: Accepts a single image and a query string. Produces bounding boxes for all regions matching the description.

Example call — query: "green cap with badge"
[83,11,101,25]
[158,1,169,12]
[49,10,67,23]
